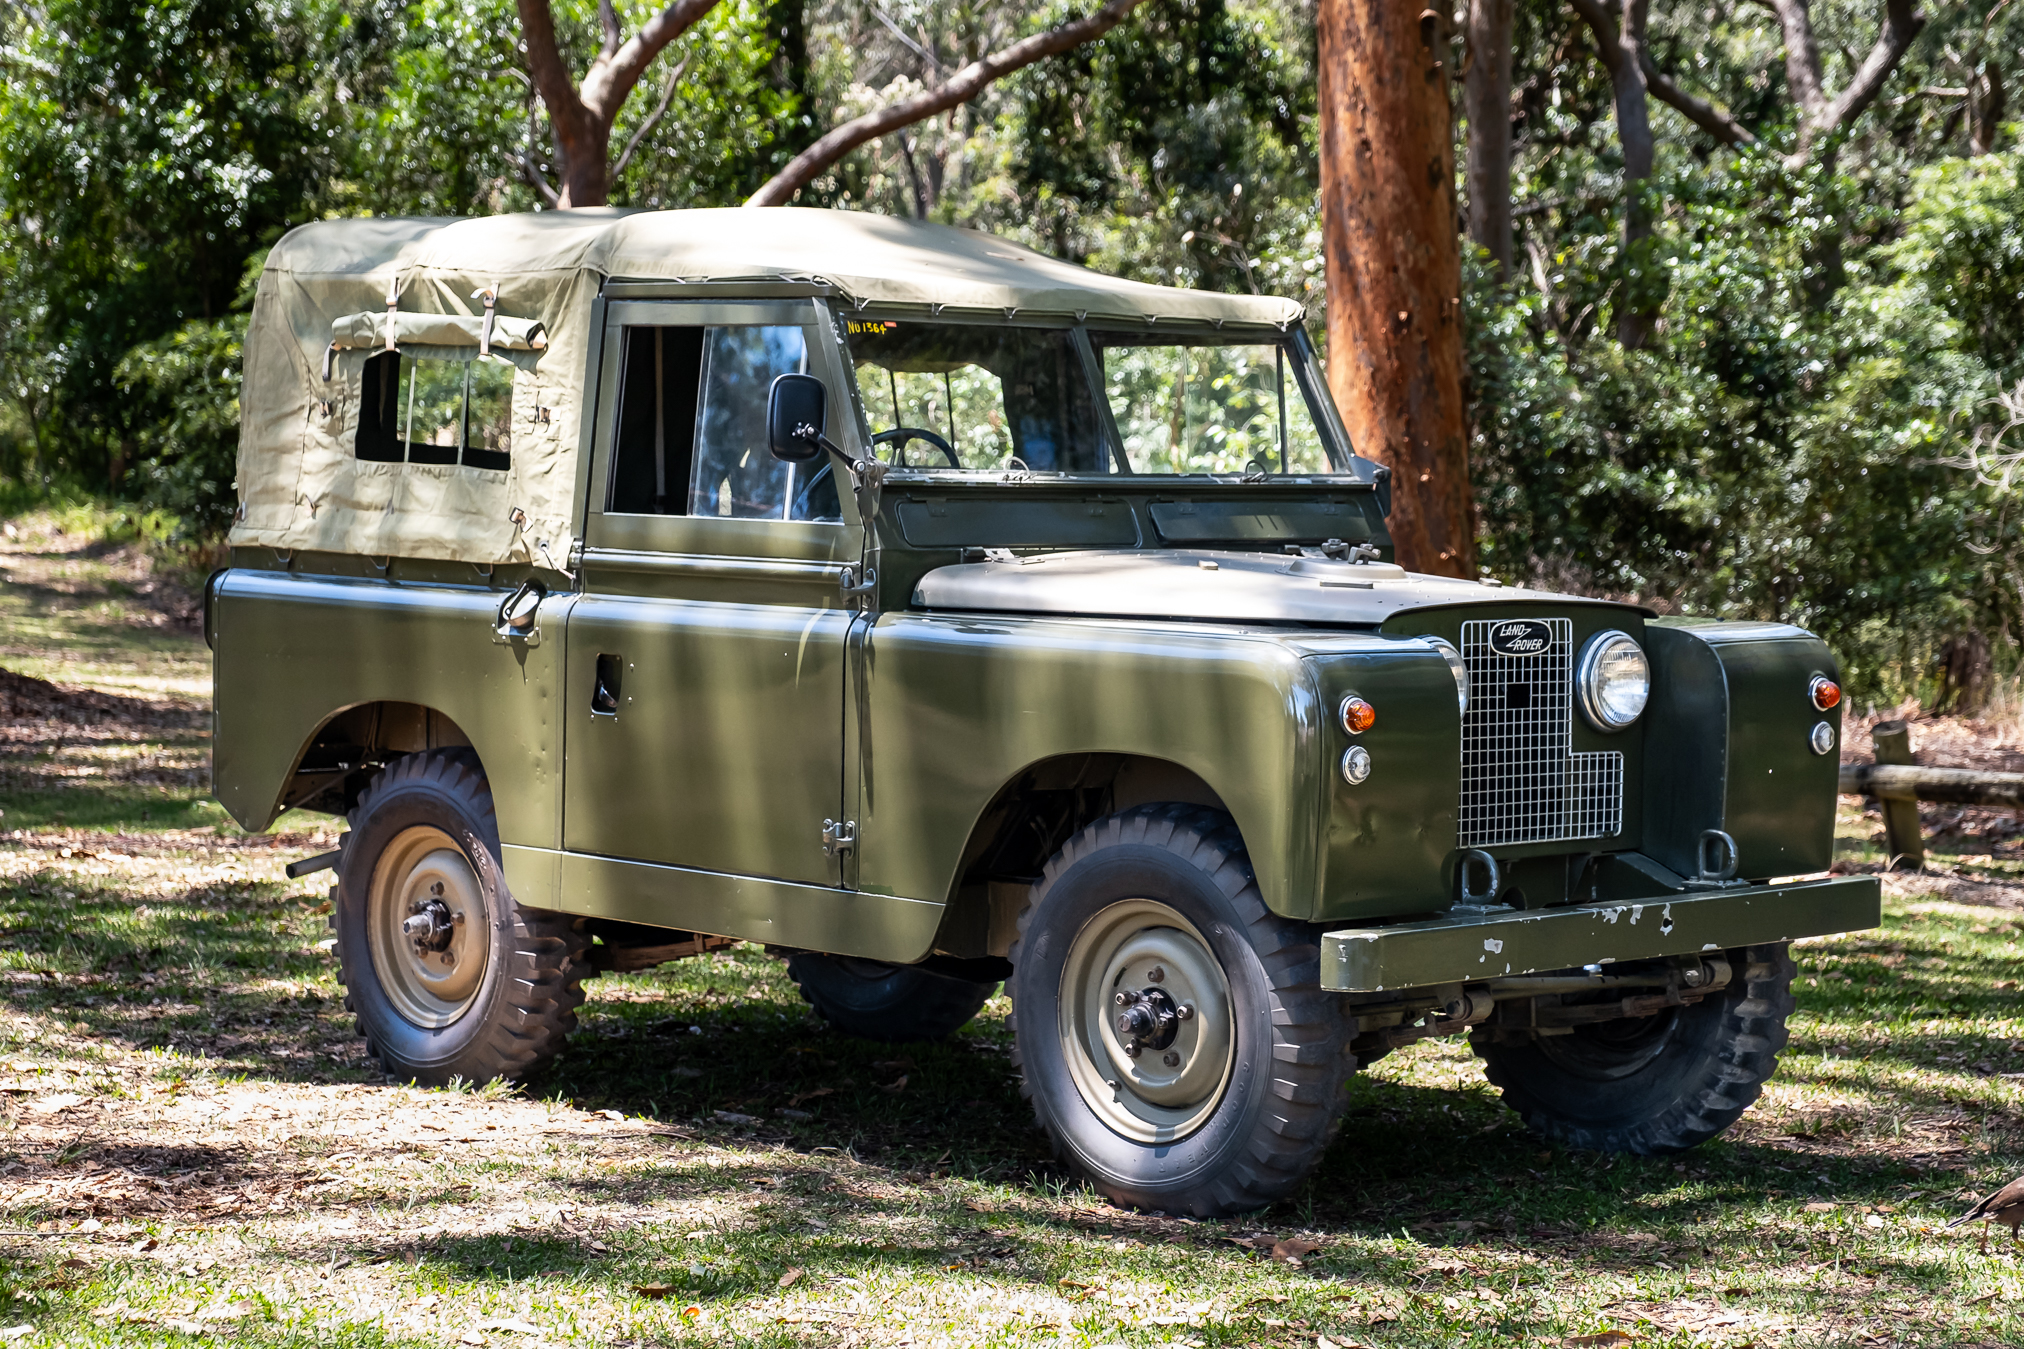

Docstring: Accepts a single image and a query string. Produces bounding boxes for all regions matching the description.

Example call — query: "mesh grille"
[1458,618,1624,848]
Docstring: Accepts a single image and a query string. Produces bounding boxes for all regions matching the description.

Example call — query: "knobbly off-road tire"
[331,750,587,1086]
[1470,942,1797,1154]
[1008,804,1354,1217]
[785,954,996,1042]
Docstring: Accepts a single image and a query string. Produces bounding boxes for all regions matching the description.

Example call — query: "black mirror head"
[767,373,827,463]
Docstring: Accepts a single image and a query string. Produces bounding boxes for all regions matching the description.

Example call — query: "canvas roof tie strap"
[321,342,339,381]
[471,284,499,358]
[383,273,402,354]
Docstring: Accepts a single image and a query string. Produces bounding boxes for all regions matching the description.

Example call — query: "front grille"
[1458,617,1624,848]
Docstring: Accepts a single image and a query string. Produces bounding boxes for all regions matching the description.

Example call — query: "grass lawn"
[3,506,2024,1347]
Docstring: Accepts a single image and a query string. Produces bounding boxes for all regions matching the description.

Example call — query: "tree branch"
[516,150,561,207]
[1641,53,1758,144]
[745,0,1150,207]
[611,54,690,179]
[580,0,720,125]
[1816,0,1925,138]
[1767,0,1830,120]
[1770,0,1927,164]
[514,0,590,147]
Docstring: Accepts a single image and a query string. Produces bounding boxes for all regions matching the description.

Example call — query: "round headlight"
[1426,638,1468,715]
[1577,631,1649,731]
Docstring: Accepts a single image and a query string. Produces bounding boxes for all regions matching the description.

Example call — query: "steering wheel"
[872,426,961,468]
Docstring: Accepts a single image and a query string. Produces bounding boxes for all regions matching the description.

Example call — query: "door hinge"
[821,819,857,857]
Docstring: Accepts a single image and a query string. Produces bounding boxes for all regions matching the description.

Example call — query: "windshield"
[1088,333,1330,475]
[843,319,1109,473]
[842,318,1342,476]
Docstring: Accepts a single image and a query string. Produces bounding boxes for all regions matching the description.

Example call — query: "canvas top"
[232,208,1306,568]
[261,207,1306,326]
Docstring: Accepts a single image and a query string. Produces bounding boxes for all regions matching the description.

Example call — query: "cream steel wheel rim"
[366,826,491,1028]
[1058,899,1235,1144]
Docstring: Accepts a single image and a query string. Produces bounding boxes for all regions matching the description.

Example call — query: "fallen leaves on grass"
[1271,1235,1322,1264]
[1564,1332,1637,1348]
[633,1283,675,1300]
[778,1266,803,1289]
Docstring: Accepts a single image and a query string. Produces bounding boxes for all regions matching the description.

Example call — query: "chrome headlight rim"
[1426,637,1468,715]
[1576,629,1649,732]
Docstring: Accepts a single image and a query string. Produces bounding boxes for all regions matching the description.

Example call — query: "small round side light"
[1340,745,1372,785]
[1809,675,1841,712]
[1339,695,1376,735]
[1809,721,1836,756]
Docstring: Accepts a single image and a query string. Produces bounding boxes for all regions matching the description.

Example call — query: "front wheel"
[332,751,587,1086]
[1008,804,1353,1216]
[1471,943,1796,1154]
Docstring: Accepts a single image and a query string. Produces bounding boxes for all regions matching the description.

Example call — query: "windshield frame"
[831,305,1370,485]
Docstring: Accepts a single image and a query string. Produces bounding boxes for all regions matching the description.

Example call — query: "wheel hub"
[1059,899,1235,1144]
[365,827,490,1029]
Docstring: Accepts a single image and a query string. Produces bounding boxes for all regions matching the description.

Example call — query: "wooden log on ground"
[1837,763,2024,808]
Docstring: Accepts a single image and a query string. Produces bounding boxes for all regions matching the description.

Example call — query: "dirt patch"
[0,667,202,732]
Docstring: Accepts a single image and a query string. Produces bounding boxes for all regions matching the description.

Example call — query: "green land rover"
[210,207,1879,1215]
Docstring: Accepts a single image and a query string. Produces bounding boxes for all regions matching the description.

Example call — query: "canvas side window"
[689,326,809,520]
[606,326,705,514]
[352,350,515,471]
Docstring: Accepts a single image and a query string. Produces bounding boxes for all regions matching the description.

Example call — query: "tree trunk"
[555,123,614,207]
[1570,0,1657,349]
[1317,0,1476,578]
[1464,0,1514,280]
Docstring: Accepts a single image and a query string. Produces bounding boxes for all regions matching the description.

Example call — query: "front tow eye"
[1111,986,1184,1058]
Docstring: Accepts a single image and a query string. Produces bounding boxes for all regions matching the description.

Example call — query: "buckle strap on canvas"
[472,284,499,358]
[383,273,401,354]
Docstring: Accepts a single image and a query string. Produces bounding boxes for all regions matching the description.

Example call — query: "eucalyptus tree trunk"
[1316,0,1476,578]
[1465,0,1514,280]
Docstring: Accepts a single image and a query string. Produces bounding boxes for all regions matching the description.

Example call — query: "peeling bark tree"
[1318,0,1476,578]
[1464,0,1514,279]
[744,0,1148,207]
[516,0,721,208]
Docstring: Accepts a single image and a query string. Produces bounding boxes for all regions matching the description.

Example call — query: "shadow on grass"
[2,850,2022,1248]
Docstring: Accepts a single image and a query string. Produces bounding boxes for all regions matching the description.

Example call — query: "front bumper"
[1319,874,1881,993]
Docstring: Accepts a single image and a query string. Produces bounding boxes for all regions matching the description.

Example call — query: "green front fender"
[855,613,1331,920]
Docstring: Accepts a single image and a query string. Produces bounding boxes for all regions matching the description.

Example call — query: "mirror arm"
[808,432,888,516]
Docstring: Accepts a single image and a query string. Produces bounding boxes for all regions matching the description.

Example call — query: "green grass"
[4,498,2024,1345]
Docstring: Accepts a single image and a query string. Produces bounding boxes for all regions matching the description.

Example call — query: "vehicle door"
[564,299,860,888]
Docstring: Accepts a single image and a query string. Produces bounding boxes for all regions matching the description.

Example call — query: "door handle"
[592,653,623,716]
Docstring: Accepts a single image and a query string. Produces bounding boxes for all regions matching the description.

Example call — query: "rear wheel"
[786,953,996,1042]
[1471,943,1796,1154]
[333,751,587,1085]
[1008,804,1353,1216]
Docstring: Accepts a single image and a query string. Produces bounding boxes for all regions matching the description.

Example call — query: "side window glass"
[607,326,705,514]
[689,325,808,519]
[352,350,514,471]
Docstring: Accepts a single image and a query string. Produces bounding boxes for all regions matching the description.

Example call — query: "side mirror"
[767,373,827,464]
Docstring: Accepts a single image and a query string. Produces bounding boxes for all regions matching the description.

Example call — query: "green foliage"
[114,314,246,541]
[0,0,333,483]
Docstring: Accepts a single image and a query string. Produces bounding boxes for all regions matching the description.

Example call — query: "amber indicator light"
[1809,676,1841,712]
[1339,695,1376,735]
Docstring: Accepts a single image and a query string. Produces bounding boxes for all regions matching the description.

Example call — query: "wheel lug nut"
[1147,966,1166,984]
[440,952,455,966]
[1113,991,1130,1007]
[1163,1051,1180,1067]
[1123,1043,1140,1058]
[1175,1003,1195,1022]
